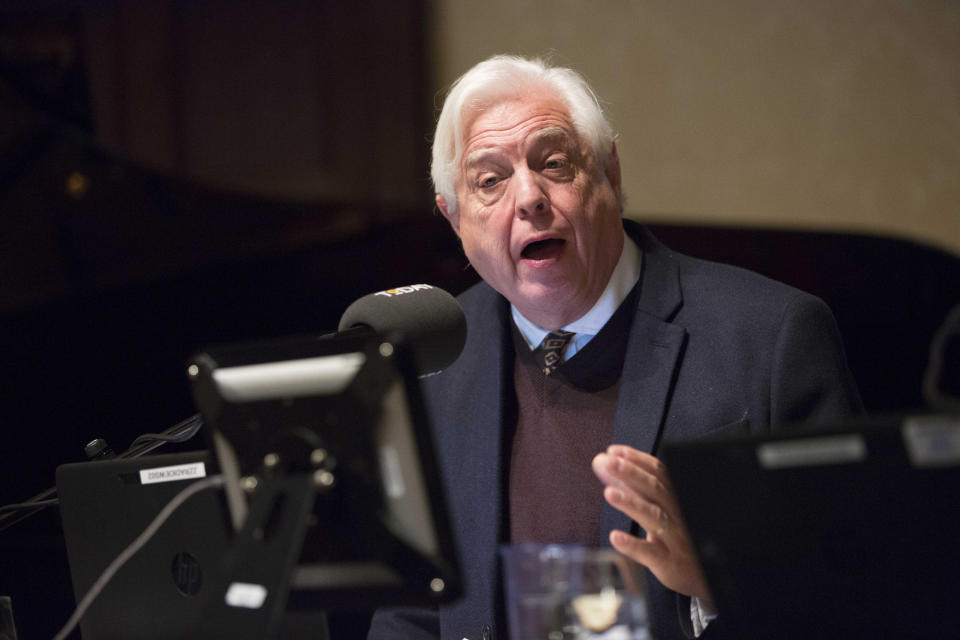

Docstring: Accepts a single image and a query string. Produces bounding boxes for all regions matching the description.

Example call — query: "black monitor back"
[662,415,960,639]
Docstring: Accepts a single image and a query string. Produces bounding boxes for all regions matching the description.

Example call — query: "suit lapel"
[600,223,687,536]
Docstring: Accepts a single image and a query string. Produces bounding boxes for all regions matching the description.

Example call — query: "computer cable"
[0,498,59,516]
[52,474,224,640]
[0,414,205,533]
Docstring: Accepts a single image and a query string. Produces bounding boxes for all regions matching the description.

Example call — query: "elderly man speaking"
[368,55,861,640]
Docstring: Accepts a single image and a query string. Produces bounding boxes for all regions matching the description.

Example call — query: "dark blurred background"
[1,1,957,638]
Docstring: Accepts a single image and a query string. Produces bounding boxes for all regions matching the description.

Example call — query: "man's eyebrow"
[463,148,502,170]
[527,126,575,148]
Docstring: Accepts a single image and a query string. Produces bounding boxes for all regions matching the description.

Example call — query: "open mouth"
[521,238,565,261]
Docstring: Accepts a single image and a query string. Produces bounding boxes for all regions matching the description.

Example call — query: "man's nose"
[513,170,549,218]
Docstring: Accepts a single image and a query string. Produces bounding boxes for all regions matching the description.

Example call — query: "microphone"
[338,284,467,376]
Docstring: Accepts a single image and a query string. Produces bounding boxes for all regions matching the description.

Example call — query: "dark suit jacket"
[369,221,862,640]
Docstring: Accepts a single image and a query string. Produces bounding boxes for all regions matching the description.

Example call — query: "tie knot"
[537,330,575,375]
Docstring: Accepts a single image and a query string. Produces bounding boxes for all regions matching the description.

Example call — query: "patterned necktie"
[536,330,575,375]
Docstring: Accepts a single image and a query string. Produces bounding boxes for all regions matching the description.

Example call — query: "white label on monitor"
[757,435,866,469]
[902,416,960,468]
[379,445,406,498]
[139,462,207,485]
[225,582,268,609]
[212,352,366,401]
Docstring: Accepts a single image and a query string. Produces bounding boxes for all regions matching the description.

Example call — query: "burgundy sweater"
[508,288,637,546]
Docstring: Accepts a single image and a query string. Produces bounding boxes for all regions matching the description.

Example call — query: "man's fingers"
[611,528,709,601]
[609,529,666,569]
[594,452,675,515]
[604,486,671,540]
[606,445,675,493]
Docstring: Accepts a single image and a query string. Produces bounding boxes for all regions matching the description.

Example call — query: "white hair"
[431,55,616,213]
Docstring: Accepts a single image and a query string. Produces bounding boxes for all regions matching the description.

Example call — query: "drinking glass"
[500,544,651,640]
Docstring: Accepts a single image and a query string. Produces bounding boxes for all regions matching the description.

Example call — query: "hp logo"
[171,552,203,596]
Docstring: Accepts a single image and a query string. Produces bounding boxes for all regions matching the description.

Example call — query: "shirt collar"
[511,229,643,350]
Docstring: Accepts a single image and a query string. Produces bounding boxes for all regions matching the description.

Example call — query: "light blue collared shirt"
[511,230,643,358]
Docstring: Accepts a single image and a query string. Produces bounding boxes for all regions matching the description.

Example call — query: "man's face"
[437,95,624,330]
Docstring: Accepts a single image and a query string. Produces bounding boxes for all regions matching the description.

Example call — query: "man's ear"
[604,142,622,201]
[436,194,460,236]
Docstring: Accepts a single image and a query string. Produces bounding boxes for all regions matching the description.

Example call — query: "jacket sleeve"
[367,606,440,639]
[769,293,863,425]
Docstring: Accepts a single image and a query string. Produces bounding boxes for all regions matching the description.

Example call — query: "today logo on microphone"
[374,284,434,298]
